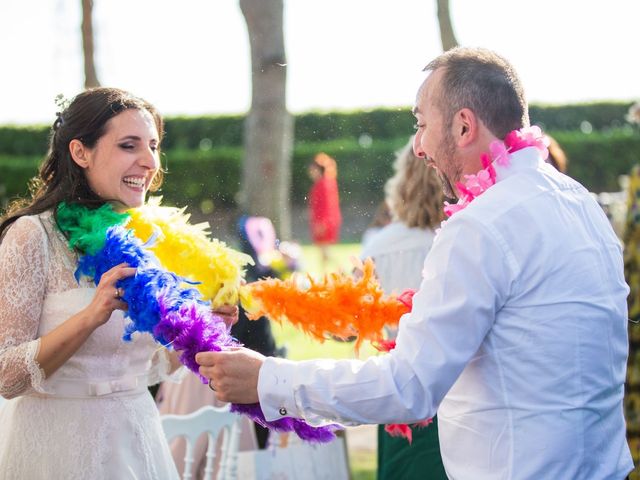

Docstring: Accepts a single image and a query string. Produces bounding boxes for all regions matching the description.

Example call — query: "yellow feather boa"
[126,197,253,307]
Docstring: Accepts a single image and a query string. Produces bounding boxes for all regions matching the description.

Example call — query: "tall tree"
[81,0,100,88]
[239,0,293,238]
[436,0,459,51]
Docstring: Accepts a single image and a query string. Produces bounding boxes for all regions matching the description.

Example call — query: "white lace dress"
[0,212,182,480]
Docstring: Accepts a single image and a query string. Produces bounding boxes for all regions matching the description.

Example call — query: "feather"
[241,258,410,352]
[230,403,339,443]
[384,423,414,443]
[59,202,335,443]
[126,197,253,307]
[56,202,129,255]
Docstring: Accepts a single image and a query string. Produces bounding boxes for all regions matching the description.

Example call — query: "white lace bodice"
[0,211,182,479]
[0,211,176,399]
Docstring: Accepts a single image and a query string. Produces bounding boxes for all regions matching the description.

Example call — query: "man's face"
[412,69,461,199]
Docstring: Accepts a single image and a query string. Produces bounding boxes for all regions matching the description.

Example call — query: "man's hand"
[196,347,265,404]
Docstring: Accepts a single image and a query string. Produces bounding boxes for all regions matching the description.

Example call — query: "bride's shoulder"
[4,214,47,240]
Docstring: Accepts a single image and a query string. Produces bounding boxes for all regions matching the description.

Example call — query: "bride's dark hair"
[0,87,164,242]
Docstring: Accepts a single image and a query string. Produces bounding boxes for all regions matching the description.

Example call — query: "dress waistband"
[34,373,150,399]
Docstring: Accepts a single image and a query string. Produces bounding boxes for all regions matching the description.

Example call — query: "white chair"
[161,405,241,480]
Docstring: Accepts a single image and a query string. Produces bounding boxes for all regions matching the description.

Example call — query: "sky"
[0,0,638,125]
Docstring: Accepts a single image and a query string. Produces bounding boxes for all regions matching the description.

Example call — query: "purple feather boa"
[230,404,340,443]
[76,226,340,442]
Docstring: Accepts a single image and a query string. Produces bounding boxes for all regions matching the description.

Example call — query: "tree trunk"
[239,0,293,239]
[81,0,100,88]
[436,0,459,51]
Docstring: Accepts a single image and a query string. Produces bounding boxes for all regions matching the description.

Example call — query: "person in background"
[623,165,640,474]
[361,138,446,479]
[156,216,296,476]
[307,152,342,272]
[545,135,568,173]
[156,215,300,468]
[197,47,634,479]
[231,215,296,447]
[360,200,392,251]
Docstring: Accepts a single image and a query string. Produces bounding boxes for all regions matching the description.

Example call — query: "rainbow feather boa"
[56,200,339,443]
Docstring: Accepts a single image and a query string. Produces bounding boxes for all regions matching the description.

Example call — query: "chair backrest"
[161,405,241,480]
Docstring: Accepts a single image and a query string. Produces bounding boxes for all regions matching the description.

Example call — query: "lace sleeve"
[0,216,48,399]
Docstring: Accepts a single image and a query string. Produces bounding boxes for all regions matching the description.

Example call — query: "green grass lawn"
[271,243,378,480]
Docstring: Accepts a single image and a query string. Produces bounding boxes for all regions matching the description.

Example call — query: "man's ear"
[453,108,477,148]
[69,139,90,168]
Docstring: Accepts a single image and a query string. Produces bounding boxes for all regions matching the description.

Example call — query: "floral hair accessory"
[54,93,70,110]
[53,93,70,130]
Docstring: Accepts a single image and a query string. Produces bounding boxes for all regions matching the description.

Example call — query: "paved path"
[345,424,377,452]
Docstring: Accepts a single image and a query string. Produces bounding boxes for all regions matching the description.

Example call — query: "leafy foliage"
[1,104,639,215]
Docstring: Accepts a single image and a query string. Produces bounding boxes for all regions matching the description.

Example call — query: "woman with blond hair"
[361,137,447,480]
[361,138,444,303]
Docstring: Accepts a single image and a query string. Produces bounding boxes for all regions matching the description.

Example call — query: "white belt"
[36,374,149,399]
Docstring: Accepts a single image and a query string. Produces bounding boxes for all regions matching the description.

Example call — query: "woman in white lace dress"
[0,88,235,479]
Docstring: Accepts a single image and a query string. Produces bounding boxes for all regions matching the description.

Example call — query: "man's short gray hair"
[424,47,529,139]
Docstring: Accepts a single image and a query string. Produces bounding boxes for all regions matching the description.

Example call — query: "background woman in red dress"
[308,152,342,272]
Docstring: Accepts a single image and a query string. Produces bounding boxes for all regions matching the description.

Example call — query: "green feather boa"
[56,202,129,255]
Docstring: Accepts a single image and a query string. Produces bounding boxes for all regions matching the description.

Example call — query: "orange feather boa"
[240,258,409,352]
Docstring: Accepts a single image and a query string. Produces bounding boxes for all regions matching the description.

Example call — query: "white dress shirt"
[258,147,634,479]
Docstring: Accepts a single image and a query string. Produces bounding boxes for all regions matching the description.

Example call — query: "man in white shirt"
[197,47,634,479]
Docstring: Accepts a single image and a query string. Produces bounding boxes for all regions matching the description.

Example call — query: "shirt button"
[278,407,287,416]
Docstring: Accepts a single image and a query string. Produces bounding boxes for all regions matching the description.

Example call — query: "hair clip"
[53,94,70,131]
[53,111,65,130]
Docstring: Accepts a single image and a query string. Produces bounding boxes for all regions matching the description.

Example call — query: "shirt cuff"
[257,356,299,422]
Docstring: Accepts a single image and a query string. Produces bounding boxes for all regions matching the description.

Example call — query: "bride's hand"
[213,304,240,329]
[85,263,136,327]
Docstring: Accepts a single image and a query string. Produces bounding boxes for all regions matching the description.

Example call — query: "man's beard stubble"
[438,171,457,201]
[436,130,460,201]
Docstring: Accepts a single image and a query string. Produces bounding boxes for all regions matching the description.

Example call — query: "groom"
[197,47,634,479]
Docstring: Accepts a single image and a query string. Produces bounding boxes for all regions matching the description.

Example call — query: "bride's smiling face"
[69,109,160,211]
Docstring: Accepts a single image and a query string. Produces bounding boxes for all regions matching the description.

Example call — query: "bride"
[0,87,235,479]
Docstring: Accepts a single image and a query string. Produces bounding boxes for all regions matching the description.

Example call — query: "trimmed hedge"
[529,103,634,132]
[0,155,41,209]
[163,115,245,150]
[552,129,640,192]
[0,138,407,210]
[0,127,50,156]
[0,102,634,155]
[130,138,405,208]
[3,131,640,214]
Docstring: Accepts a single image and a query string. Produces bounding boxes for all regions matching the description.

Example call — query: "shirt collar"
[494,146,545,182]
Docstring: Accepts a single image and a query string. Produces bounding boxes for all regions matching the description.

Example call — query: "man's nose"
[413,135,425,158]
